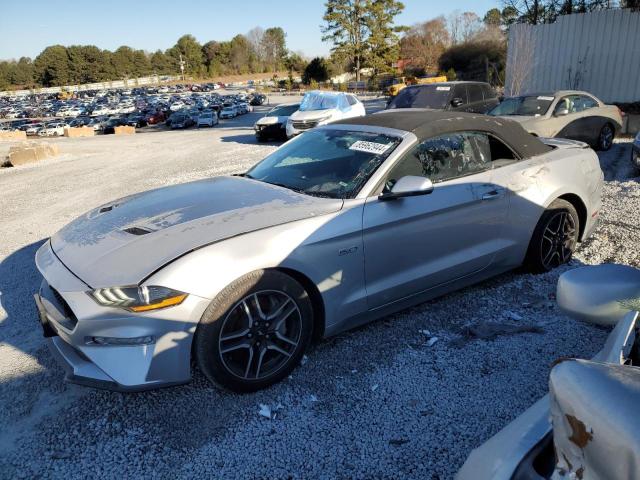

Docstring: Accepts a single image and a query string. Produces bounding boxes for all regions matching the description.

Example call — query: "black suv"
[386,81,499,114]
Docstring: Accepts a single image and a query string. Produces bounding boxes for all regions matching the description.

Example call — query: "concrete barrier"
[64,126,95,138]
[7,143,60,166]
[114,126,135,135]
[0,130,27,141]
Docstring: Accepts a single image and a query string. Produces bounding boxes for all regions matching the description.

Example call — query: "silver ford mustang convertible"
[34,110,603,392]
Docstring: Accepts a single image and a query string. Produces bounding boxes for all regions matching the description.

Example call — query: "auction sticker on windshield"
[349,140,392,155]
[436,86,451,91]
[537,96,555,101]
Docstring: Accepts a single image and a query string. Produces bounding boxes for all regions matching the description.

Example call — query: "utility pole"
[179,54,186,81]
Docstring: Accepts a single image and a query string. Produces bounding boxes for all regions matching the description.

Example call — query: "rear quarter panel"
[492,142,602,267]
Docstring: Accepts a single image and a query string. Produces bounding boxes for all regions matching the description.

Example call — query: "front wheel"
[597,123,614,151]
[524,199,579,273]
[194,270,313,392]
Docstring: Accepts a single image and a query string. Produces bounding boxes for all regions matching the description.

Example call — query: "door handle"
[482,189,503,200]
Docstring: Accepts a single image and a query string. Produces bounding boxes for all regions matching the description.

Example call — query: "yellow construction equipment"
[386,75,448,97]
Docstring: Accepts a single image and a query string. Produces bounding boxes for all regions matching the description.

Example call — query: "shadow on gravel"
[0,239,46,347]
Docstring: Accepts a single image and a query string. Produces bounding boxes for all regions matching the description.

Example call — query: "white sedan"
[38,122,67,136]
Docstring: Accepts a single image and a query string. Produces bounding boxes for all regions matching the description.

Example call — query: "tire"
[257,133,268,142]
[596,123,614,151]
[194,270,313,392]
[524,199,580,274]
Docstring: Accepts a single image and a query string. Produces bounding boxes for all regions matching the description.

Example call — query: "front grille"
[292,120,319,130]
[49,285,78,329]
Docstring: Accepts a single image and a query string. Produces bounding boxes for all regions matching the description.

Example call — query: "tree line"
[1,0,638,91]
[0,28,301,90]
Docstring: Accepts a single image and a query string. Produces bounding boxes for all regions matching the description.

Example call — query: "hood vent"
[123,226,153,236]
[99,204,118,213]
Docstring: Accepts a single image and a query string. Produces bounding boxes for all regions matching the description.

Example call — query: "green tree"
[168,34,205,77]
[484,8,502,27]
[10,57,36,87]
[284,52,307,75]
[322,0,405,81]
[150,50,175,74]
[0,62,11,90]
[262,27,287,72]
[67,45,112,83]
[302,57,330,84]
[229,35,254,74]
[365,0,406,77]
[34,45,71,87]
[111,46,137,77]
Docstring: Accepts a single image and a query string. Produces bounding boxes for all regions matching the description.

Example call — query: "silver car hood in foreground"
[51,176,343,288]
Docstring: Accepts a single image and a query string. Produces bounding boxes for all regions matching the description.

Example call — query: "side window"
[553,97,572,115]
[576,95,598,111]
[385,132,493,187]
[488,135,518,167]
[452,85,468,105]
[482,85,496,100]
[346,95,357,106]
[468,85,483,103]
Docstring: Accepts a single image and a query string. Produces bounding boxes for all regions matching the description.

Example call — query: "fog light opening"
[88,336,155,346]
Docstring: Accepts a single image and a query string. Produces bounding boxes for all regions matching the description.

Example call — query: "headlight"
[316,114,333,124]
[88,286,188,312]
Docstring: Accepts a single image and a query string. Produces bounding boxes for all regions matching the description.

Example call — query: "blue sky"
[0,0,497,61]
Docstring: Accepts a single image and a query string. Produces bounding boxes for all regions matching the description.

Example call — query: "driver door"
[362,132,509,309]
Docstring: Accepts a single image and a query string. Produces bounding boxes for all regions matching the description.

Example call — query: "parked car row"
[251,82,624,157]
[253,91,366,141]
[0,87,264,135]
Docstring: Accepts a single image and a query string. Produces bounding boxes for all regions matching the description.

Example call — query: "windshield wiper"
[264,181,308,194]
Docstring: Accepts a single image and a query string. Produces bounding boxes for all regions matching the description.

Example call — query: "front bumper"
[34,240,210,392]
[255,122,285,138]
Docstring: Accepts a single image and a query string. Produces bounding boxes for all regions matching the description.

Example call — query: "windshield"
[246,129,401,199]
[489,95,555,116]
[387,85,451,109]
[267,105,299,117]
[299,92,339,111]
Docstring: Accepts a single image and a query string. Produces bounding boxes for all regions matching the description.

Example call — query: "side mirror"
[451,98,464,108]
[557,265,640,326]
[380,175,434,201]
[554,108,569,117]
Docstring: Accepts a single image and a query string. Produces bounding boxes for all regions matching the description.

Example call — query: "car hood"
[290,109,337,121]
[51,176,343,288]
[256,116,287,125]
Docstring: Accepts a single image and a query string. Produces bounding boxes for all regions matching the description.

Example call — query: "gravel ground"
[0,103,638,479]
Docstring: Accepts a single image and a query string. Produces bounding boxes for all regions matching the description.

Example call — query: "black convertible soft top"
[334,109,553,159]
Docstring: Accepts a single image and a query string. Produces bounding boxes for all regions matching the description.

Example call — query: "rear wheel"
[524,199,579,273]
[597,123,614,151]
[194,270,313,392]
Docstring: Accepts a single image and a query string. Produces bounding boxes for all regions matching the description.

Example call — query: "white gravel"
[0,108,638,479]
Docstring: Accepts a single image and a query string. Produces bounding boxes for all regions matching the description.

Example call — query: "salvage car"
[254,102,300,141]
[38,122,67,136]
[286,91,365,138]
[34,111,602,392]
[489,90,623,151]
[219,105,237,119]
[457,264,640,480]
[197,111,218,128]
[386,81,499,114]
[632,131,640,173]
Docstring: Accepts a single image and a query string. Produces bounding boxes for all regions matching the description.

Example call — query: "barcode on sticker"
[436,86,451,91]
[349,141,391,155]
